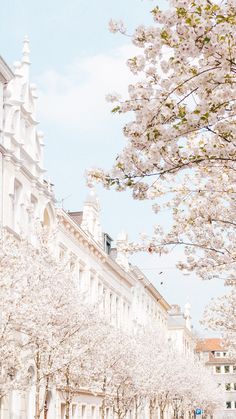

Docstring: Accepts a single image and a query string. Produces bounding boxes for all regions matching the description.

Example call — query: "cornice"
[57,209,136,288]
[57,210,106,263]
[57,385,104,397]
[147,281,171,312]
[131,265,170,312]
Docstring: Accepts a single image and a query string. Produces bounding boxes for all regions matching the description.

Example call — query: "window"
[103,288,106,312]
[223,352,227,357]
[115,296,119,327]
[103,233,112,254]
[233,366,236,373]
[215,352,221,357]
[90,274,95,302]
[91,406,96,418]
[216,366,221,373]
[127,305,130,320]
[43,208,51,227]
[234,383,236,391]
[109,293,113,321]
[12,178,22,229]
[225,383,231,391]
[79,267,85,291]
[224,365,230,373]
[72,405,77,418]
[226,401,232,409]
[61,403,66,419]
[82,405,86,418]
[69,256,77,273]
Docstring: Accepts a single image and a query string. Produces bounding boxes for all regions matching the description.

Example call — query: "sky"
[0,0,226,333]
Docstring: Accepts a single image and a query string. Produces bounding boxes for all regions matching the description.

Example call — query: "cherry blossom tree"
[88,0,236,282]
[56,313,108,419]
[0,230,31,400]
[0,228,105,419]
[133,326,222,419]
[91,326,142,419]
[203,286,236,360]
[0,226,224,419]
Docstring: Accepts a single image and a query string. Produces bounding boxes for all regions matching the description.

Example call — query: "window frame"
[224,365,230,373]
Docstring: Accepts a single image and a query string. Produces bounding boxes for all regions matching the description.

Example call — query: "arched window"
[43,203,55,229]
[43,208,50,227]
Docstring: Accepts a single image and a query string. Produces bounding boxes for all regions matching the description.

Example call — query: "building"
[196,338,236,419]
[168,304,195,359]
[0,39,196,419]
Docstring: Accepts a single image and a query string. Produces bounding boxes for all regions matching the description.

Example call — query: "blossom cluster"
[88,0,236,349]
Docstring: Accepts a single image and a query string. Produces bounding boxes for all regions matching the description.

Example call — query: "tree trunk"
[65,398,70,419]
[34,351,41,419]
[43,356,51,419]
[160,408,164,419]
[173,407,177,419]
[149,404,154,419]
[100,376,107,419]
[101,398,105,419]
[43,376,50,419]
[43,399,48,419]
[65,368,71,419]
[149,398,156,419]
[134,395,138,419]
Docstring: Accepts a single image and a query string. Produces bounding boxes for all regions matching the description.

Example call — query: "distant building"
[168,304,195,359]
[196,338,236,418]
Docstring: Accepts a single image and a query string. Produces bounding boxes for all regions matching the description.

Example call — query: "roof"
[168,314,186,328]
[131,265,171,311]
[68,211,83,226]
[196,338,225,352]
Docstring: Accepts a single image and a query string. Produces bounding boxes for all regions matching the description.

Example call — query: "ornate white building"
[0,41,195,419]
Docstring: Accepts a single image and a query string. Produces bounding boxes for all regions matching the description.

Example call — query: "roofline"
[0,56,14,83]
[196,338,226,352]
[57,209,136,288]
[131,265,171,311]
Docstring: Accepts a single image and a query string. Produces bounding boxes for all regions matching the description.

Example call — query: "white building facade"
[0,42,195,419]
[168,304,195,360]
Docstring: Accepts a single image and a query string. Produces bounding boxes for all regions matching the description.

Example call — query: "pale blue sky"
[0,0,226,332]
